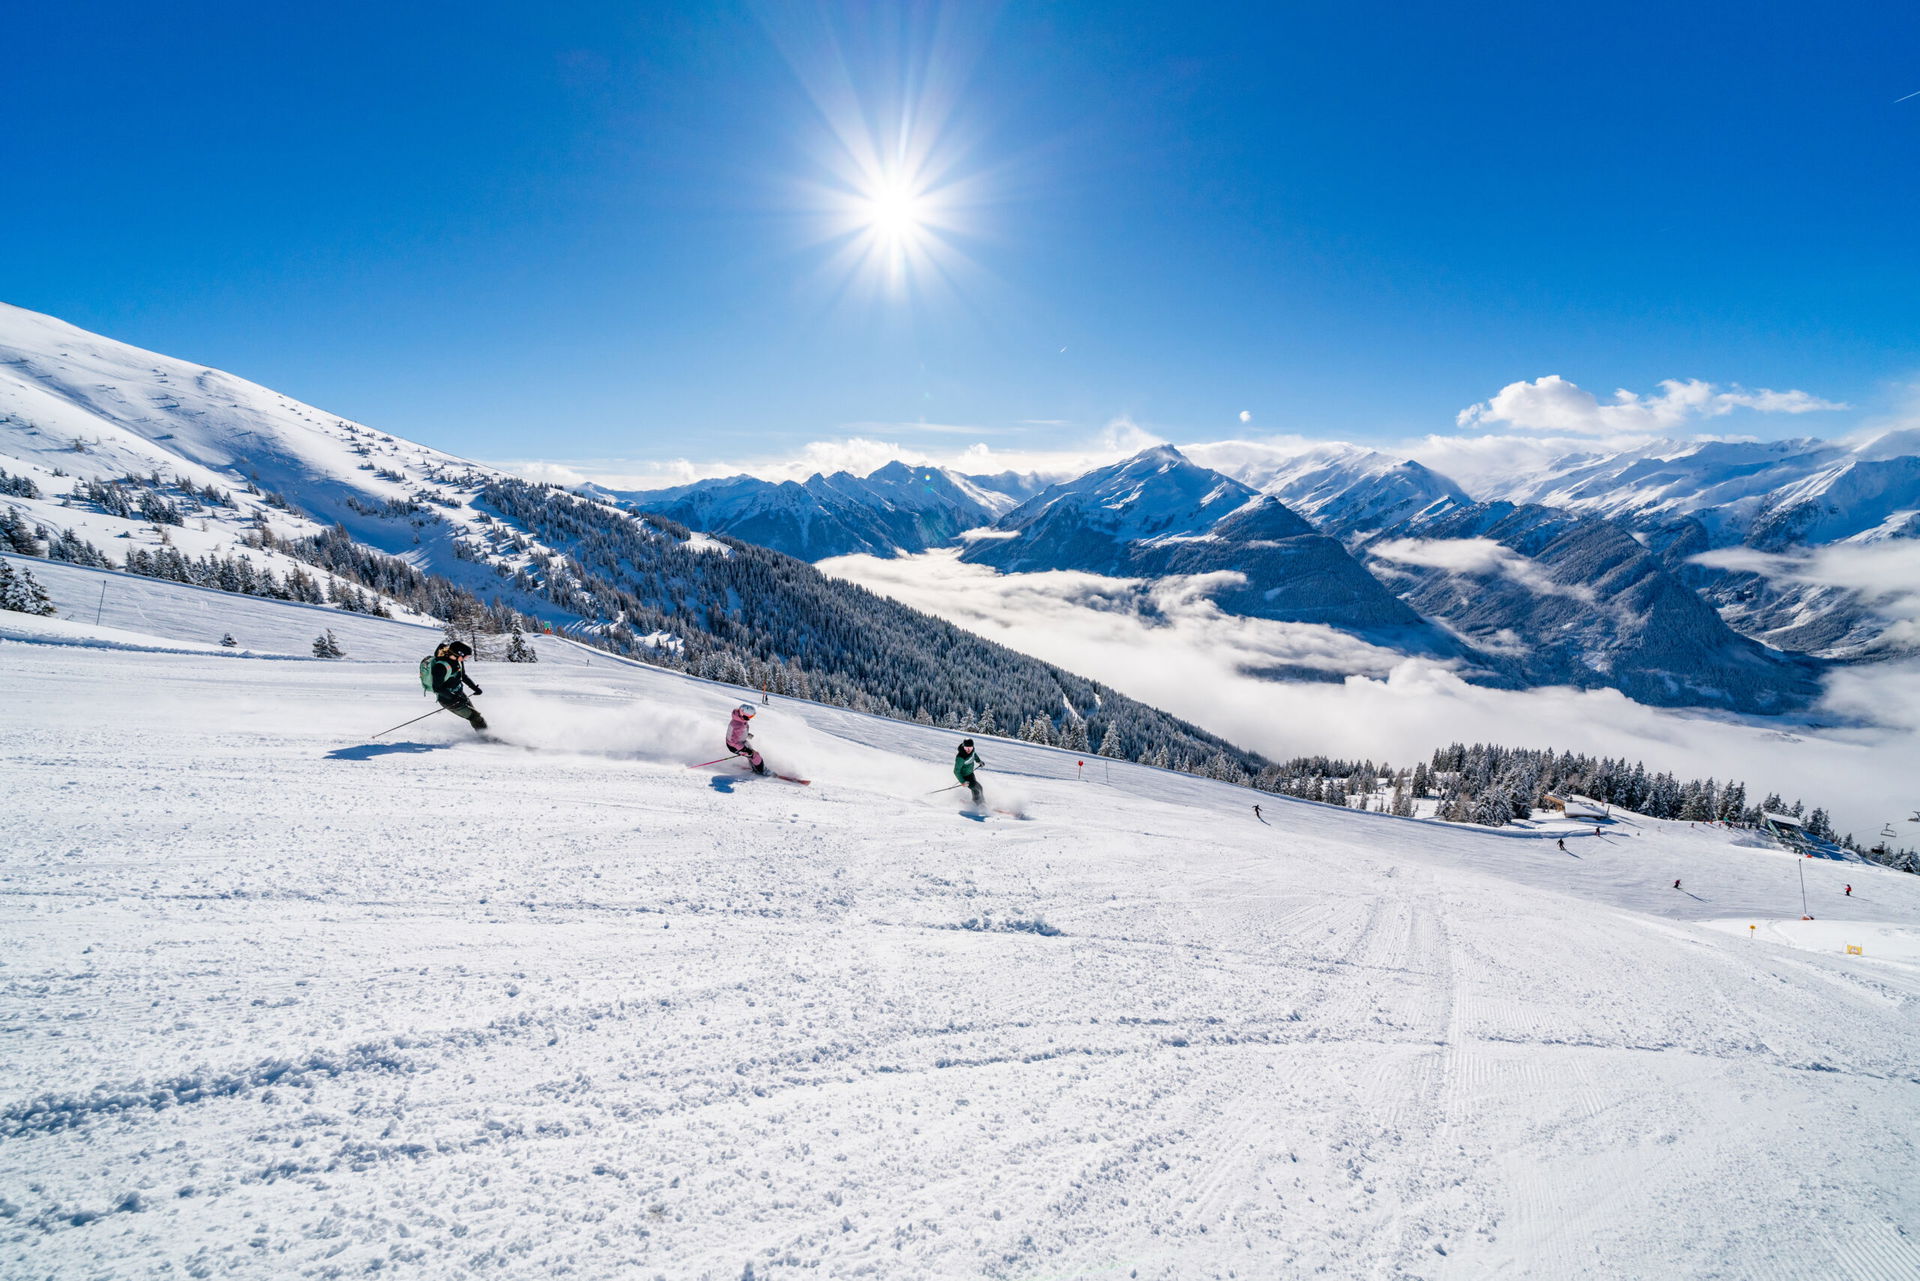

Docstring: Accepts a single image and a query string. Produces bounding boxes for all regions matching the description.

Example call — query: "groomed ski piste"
[5,558,1920,1280]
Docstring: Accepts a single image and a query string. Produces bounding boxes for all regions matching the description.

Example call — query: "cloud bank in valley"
[820,550,1920,845]
[1691,540,1920,649]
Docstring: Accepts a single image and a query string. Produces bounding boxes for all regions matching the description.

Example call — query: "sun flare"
[863,181,927,243]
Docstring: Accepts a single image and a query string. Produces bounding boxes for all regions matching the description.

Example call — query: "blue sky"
[4,0,1916,471]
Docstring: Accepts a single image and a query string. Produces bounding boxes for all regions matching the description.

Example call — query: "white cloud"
[1370,537,1595,603]
[1458,375,1847,436]
[1239,410,1252,423]
[1691,540,1920,639]
[822,548,1920,844]
[1371,536,1522,576]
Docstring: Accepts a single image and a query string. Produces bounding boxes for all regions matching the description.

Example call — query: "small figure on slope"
[954,738,985,804]
[1672,878,1682,891]
[728,703,767,775]
[424,641,488,733]
[1845,884,1852,897]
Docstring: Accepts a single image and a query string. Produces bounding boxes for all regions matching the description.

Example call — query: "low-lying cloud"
[1371,537,1595,603]
[1692,540,1920,648]
[822,549,1920,844]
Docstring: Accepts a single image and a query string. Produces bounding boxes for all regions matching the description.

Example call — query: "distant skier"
[1253,803,1263,821]
[425,640,487,734]
[1845,884,1852,897]
[954,738,985,804]
[727,703,767,775]
[1673,879,1682,891]
[1557,838,1566,852]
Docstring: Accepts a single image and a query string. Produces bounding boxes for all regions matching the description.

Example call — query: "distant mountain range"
[603,429,1920,716]
[597,464,1038,561]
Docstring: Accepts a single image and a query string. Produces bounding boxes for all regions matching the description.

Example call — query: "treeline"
[1248,742,1918,875]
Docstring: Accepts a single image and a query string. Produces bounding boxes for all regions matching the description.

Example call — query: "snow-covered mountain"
[1195,441,1469,538]
[1479,433,1920,549]
[1362,501,1825,714]
[965,444,1259,573]
[956,446,1466,653]
[601,461,1024,560]
[1450,434,1920,660]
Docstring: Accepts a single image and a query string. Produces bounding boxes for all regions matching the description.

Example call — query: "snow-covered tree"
[1,504,41,554]
[0,560,56,616]
[220,633,237,648]
[311,629,345,659]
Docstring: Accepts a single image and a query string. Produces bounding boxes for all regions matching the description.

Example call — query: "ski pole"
[928,783,964,795]
[370,706,448,739]
[690,755,737,769]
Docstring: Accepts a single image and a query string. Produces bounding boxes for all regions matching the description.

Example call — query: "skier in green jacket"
[425,640,488,733]
[954,738,985,803]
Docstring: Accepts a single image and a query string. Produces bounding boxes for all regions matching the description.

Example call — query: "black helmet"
[958,738,974,751]
[446,640,473,658]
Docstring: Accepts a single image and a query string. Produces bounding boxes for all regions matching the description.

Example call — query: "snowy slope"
[4,581,1918,1279]
[0,301,559,621]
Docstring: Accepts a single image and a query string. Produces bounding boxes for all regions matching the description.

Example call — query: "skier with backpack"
[954,738,985,804]
[727,703,767,775]
[421,640,488,734]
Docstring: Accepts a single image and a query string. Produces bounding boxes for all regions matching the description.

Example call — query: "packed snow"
[4,576,1919,1279]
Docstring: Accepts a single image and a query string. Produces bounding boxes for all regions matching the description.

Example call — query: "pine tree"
[312,629,345,659]
[504,626,537,663]
[0,560,56,616]
[0,504,40,554]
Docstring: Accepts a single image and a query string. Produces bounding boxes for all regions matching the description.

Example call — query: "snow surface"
[5,579,1920,1279]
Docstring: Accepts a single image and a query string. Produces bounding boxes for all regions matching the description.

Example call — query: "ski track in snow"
[3,585,1919,1279]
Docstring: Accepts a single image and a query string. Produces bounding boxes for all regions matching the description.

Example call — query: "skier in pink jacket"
[727,704,767,775]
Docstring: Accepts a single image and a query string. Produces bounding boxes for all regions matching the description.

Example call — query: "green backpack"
[419,656,437,696]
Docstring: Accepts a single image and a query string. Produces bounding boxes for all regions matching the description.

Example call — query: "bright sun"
[863,181,926,243]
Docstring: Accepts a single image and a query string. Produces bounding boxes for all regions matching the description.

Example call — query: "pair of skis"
[930,780,1020,819]
[689,755,811,786]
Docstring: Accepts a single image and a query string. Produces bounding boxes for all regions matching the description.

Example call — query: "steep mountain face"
[1362,501,1825,713]
[0,303,1263,765]
[1198,442,1469,539]
[1469,434,1920,658]
[1123,496,1443,637]
[1482,435,1920,549]
[605,462,1021,560]
[957,447,1472,661]
[959,445,1261,573]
